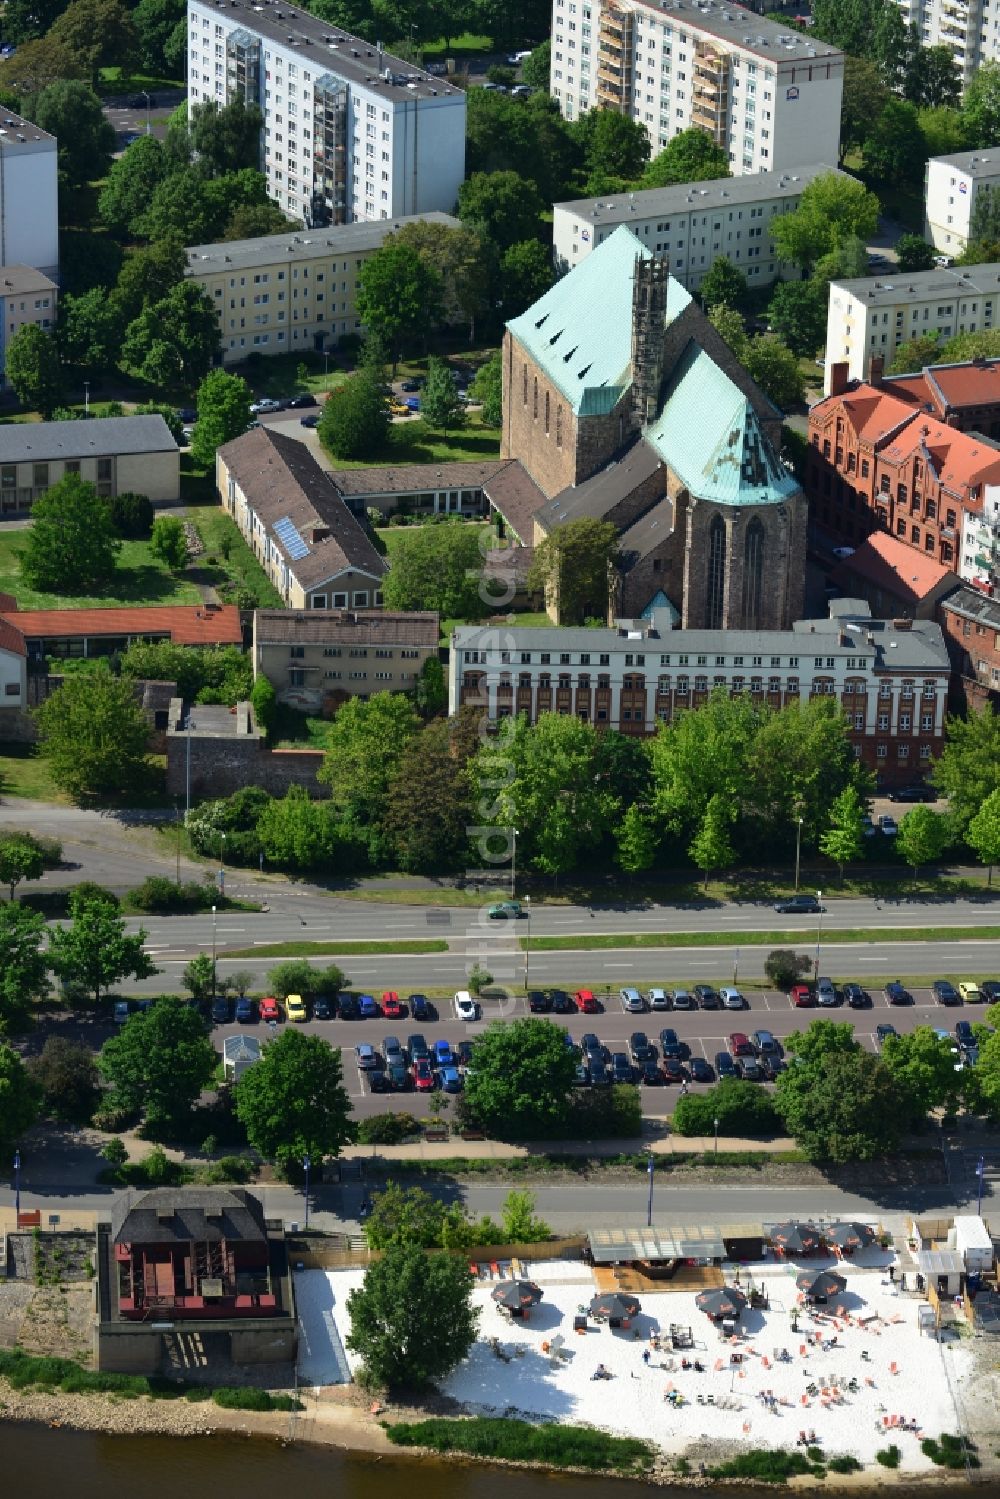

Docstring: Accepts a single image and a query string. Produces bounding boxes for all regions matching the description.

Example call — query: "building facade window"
[741,516,764,628]
[706,513,727,630]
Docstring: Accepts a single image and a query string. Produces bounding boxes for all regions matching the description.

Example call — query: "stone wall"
[0,676,176,747]
[681,491,808,630]
[165,707,328,801]
[619,490,688,617]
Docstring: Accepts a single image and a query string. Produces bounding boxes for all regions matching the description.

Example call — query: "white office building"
[0,110,59,280]
[553,161,845,288]
[924,150,1000,256]
[550,0,843,176]
[824,263,1000,392]
[186,0,466,227]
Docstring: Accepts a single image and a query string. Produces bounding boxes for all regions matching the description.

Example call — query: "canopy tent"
[796,1269,848,1302]
[589,1292,641,1321]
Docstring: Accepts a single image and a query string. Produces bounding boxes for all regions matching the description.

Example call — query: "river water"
[0,1423,988,1498]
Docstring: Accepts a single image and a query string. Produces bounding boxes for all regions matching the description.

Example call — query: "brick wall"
[165,731,328,800]
[680,492,808,629]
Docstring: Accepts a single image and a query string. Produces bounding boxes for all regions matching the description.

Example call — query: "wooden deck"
[593,1263,725,1295]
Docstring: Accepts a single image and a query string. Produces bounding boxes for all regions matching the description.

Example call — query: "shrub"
[129,876,219,913]
[764,949,813,990]
[355,1112,420,1145]
[708,1449,820,1483]
[876,1445,901,1469]
[203,1155,255,1184]
[106,491,153,539]
[672,1078,781,1137]
[827,1455,862,1474]
[212,1386,302,1411]
[566,1083,642,1138]
[101,1137,128,1166]
[385,1418,653,1473]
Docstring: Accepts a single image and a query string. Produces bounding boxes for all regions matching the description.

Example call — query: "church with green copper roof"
[486,224,808,631]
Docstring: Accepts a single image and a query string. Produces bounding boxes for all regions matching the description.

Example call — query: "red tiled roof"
[0,604,243,646]
[838,389,915,445]
[821,384,1000,492]
[0,616,26,656]
[833,531,952,603]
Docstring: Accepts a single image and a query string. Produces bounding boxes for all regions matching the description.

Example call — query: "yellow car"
[389,401,409,416]
[285,993,308,1022]
[959,982,982,1004]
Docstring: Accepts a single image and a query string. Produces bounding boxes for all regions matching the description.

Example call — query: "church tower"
[630,253,670,429]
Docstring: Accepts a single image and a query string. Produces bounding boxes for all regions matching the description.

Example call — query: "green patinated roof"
[645,342,799,508]
[506,225,692,417]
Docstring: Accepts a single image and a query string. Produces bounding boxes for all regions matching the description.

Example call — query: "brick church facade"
[487,225,809,630]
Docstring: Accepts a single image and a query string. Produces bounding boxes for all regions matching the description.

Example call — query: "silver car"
[720,986,746,1010]
[647,987,671,1011]
[619,986,645,1014]
[817,976,837,1006]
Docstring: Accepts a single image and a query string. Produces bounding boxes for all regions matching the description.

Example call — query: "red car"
[260,996,281,1022]
[791,983,815,1007]
[381,991,405,1019]
[412,1058,435,1091]
[729,1032,753,1056]
[575,989,600,1013]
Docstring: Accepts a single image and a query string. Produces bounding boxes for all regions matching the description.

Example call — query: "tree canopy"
[356,242,443,367]
[931,705,1000,830]
[234,1028,353,1173]
[346,1243,479,1391]
[192,369,253,466]
[463,1017,578,1139]
[0,1043,40,1159]
[775,1021,904,1161]
[0,902,50,1032]
[5,324,63,417]
[380,519,485,619]
[527,517,619,626]
[640,128,729,189]
[318,370,390,460]
[19,474,122,593]
[98,996,215,1129]
[50,888,157,1003]
[769,173,880,270]
[36,669,151,799]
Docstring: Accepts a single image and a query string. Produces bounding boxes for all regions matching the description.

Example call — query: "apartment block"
[894,0,990,88]
[253,607,439,711]
[823,263,1000,393]
[186,0,466,227]
[925,150,1000,256]
[0,267,57,390]
[449,601,950,784]
[550,0,843,176]
[552,162,844,288]
[185,211,459,361]
[0,111,59,279]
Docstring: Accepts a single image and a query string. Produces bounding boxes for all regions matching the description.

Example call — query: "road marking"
[604,963,635,968]
[216,927,246,933]
[855,956,889,964]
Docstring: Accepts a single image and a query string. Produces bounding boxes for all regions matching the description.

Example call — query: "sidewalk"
[340,1134,800,1161]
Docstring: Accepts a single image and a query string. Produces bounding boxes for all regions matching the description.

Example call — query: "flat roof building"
[0,413,180,515]
[0,110,59,279]
[924,151,1000,257]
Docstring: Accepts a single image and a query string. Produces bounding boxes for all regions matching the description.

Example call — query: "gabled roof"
[482,460,547,545]
[0,604,241,646]
[0,414,177,464]
[537,438,664,532]
[255,608,439,646]
[111,1187,269,1245]
[0,616,25,657]
[833,530,953,605]
[645,343,798,507]
[506,225,691,416]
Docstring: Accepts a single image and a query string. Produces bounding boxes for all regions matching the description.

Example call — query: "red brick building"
[866,356,1000,438]
[937,585,1000,711]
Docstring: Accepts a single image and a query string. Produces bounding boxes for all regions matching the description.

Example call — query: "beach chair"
[889,1361,899,1375]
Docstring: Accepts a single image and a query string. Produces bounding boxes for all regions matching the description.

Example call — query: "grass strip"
[225,938,449,957]
[384,1416,654,1473]
[523,925,1000,951]
[0,1350,300,1410]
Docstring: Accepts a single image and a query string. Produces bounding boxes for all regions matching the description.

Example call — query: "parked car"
[842,982,868,1009]
[878,814,899,836]
[816,977,837,1007]
[628,1031,654,1065]
[456,1040,474,1072]
[400,379,421,392]
[959,982,983,1003]
[689,1057,715,1083]
[738,1056,764,1082]
[619,986,644,1013]
[405,396,421,411]
[299,414,320,428]
[412,1058,435,1091]
[356,1043,380,1070]
[250,398,282,414]
[589,1060,611,1086]
[358,994,380,1018]
[506,49,533,62]
[671,988,696,1010]
[387,1062,410,1091]
[884,981,912,1005]
[113,1000,131,1024]
[528,989,551,1013]
[696,985,722,1010]
[729,1032,753,1057]
[981,982,1000,1003]
[381,991,405,1018]
[235,996,256,1023]
[933,979,961,1006]
[762,1057,787,1081]
[774,894,823,914]
[454,991,479,1021]
[408,993,433,1020]
[876,1023,898,1050]
[259,996,281,1022]
[383,1036,404,1066]
[751,1030,781,1057]
[648,987,671,1011]
[287,394,316,408]
[887,784,937,802]
[488,900,523,919]
[440,1065,463,1093]
[283,993,307,1022]
[406,1033,430,1062]
[551,988,575,1014]
[791,983,814,1007]
[581,1032,606,1059]
[719,986,746,1010]
[658,1028,683,1059]
[662,1057,687,1083]
[337,992,359,1019]
[211,996,231,1024]
[955,1020,976,1048]
[433,1039,454,1068]
[176,406,196,423]
[715,1050,737,1078]
[575,988,600,1013]
[312,995,334,1020]
[610,1052,634,1083]
[640,1059,663,1086]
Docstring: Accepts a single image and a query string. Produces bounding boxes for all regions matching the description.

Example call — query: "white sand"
[294,1256,973,1474]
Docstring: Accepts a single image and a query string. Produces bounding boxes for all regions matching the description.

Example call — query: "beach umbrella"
[491,1279,543,1311]
[823,1222,876,1252]
[796,1269,847,1301]
[589,1291,641,1320]
[695,1285,747,1319]
[770,1221,821,1254]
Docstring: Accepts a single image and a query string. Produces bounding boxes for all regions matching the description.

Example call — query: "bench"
[423,1125,450,1143]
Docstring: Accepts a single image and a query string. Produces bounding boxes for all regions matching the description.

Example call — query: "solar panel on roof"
[274,516,310,560]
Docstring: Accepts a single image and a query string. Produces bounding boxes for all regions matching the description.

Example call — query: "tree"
[464,91,574,209]
[895,805,949,877]
[766,280,826,357]
[462,1017,577,1139]
[0,1043,40,1159]
[50,888,156,1003]
[500,1188,550,1241]
[0,834,45,902]
[967,788,1000,885]
[149,515,189,571]
[840,57,889,161]
[380,520,484,619]
[575,108,650,183]
[0,37,84,96]
[48,0,137,88]
[5,324,63,417]
[970,185,1000,248]
[266,959,345,998]
[132,0,185,74]
[317,371,390,460]
[521,38,551,89]
[421,356,466,432]
[699,257,747,311]
[356,242,443,368]
[744,334,805,410]
[962,59,1000,148]
[37,671,150,799]
[111,238,187,326]
[362,1182,448,1250]
[30,79,116,188]
[471,352,502,428]
[189,97,264,176]
[708,303,750,361]
[223,200,296,240]
[895,233,936,273]
[388,220,489,339]
[99,136,169,239]
[764,949,813,990]
[888,332,942,375]
[3,0,67,43]
[863,99,926,187]
[527,517,619,625]
[769,173,880,271]
[640,128,729,189]
[940,328,1000,364]
[27,1037,101,1123]
[905,41,960,107]
[346,1243,479,1391]
[880,1026,963,1123]
[121,280,219,386]
[234,1029,352,1173]
[671,1076,781,1137]
[255,786,344,871]
[107,490,154,540]
[457,169,545,254]
[57,290,123,373]
[136,167,220,247]
[384,718,474,874]
[320,692,420,854]
[919,104,967,160]
[0,902,50,1031]
[500,238,554,317]
[251,674,277,738]
[775,1021,904,1161]
[688,793,735,888]
[819,784,866,880]
[191,369,252,466]
[415,655,447,717]
[98,996,215,1129]
[20,475,121,592]
[181,953,215,1001]
[615,802,657,877]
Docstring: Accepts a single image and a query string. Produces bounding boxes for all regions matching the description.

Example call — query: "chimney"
[630,253,670,430]
[868,353,885,386]
[828,361,850,397]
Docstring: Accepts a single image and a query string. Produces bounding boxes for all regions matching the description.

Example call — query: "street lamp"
[813,890,823,985]
[175,800,182,886]
[646,1151,655,1227]
[794,816,804,893]
[83,381,90,415]
[141,89,151,134]
[511,826,518,901]
[733,946,740,987]
[977,1155,986,1215]
[211,904,217,999]
[13,1149,20,1217]
[303,1154,312,1229]
[713,1118,719,1159]
[218,831,226,896]
[185,712,196,817]
[523,895,531,992]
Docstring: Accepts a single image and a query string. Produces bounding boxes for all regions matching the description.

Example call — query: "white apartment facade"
[185,211,459,361]
[186,0,466,227]
[924,150,1000,256]
[961,480,1000,592]
[0,111,59,280]
[0,266,57,389]
[553,161,844,288]
[550,0,843,176]
[894,0,989,87]
[824,263,1000,392]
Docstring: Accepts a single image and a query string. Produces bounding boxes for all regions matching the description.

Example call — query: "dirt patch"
[15,1283,93,1363]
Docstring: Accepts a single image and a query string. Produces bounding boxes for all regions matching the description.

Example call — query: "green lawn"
[0,742,69,802]
[0,531,202,610]
[421,32,493,56]
[237,352,350,400]
[98,66,186,94]
[190,504,284,608]
[271,704,332,750]
[330,413,502,471]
